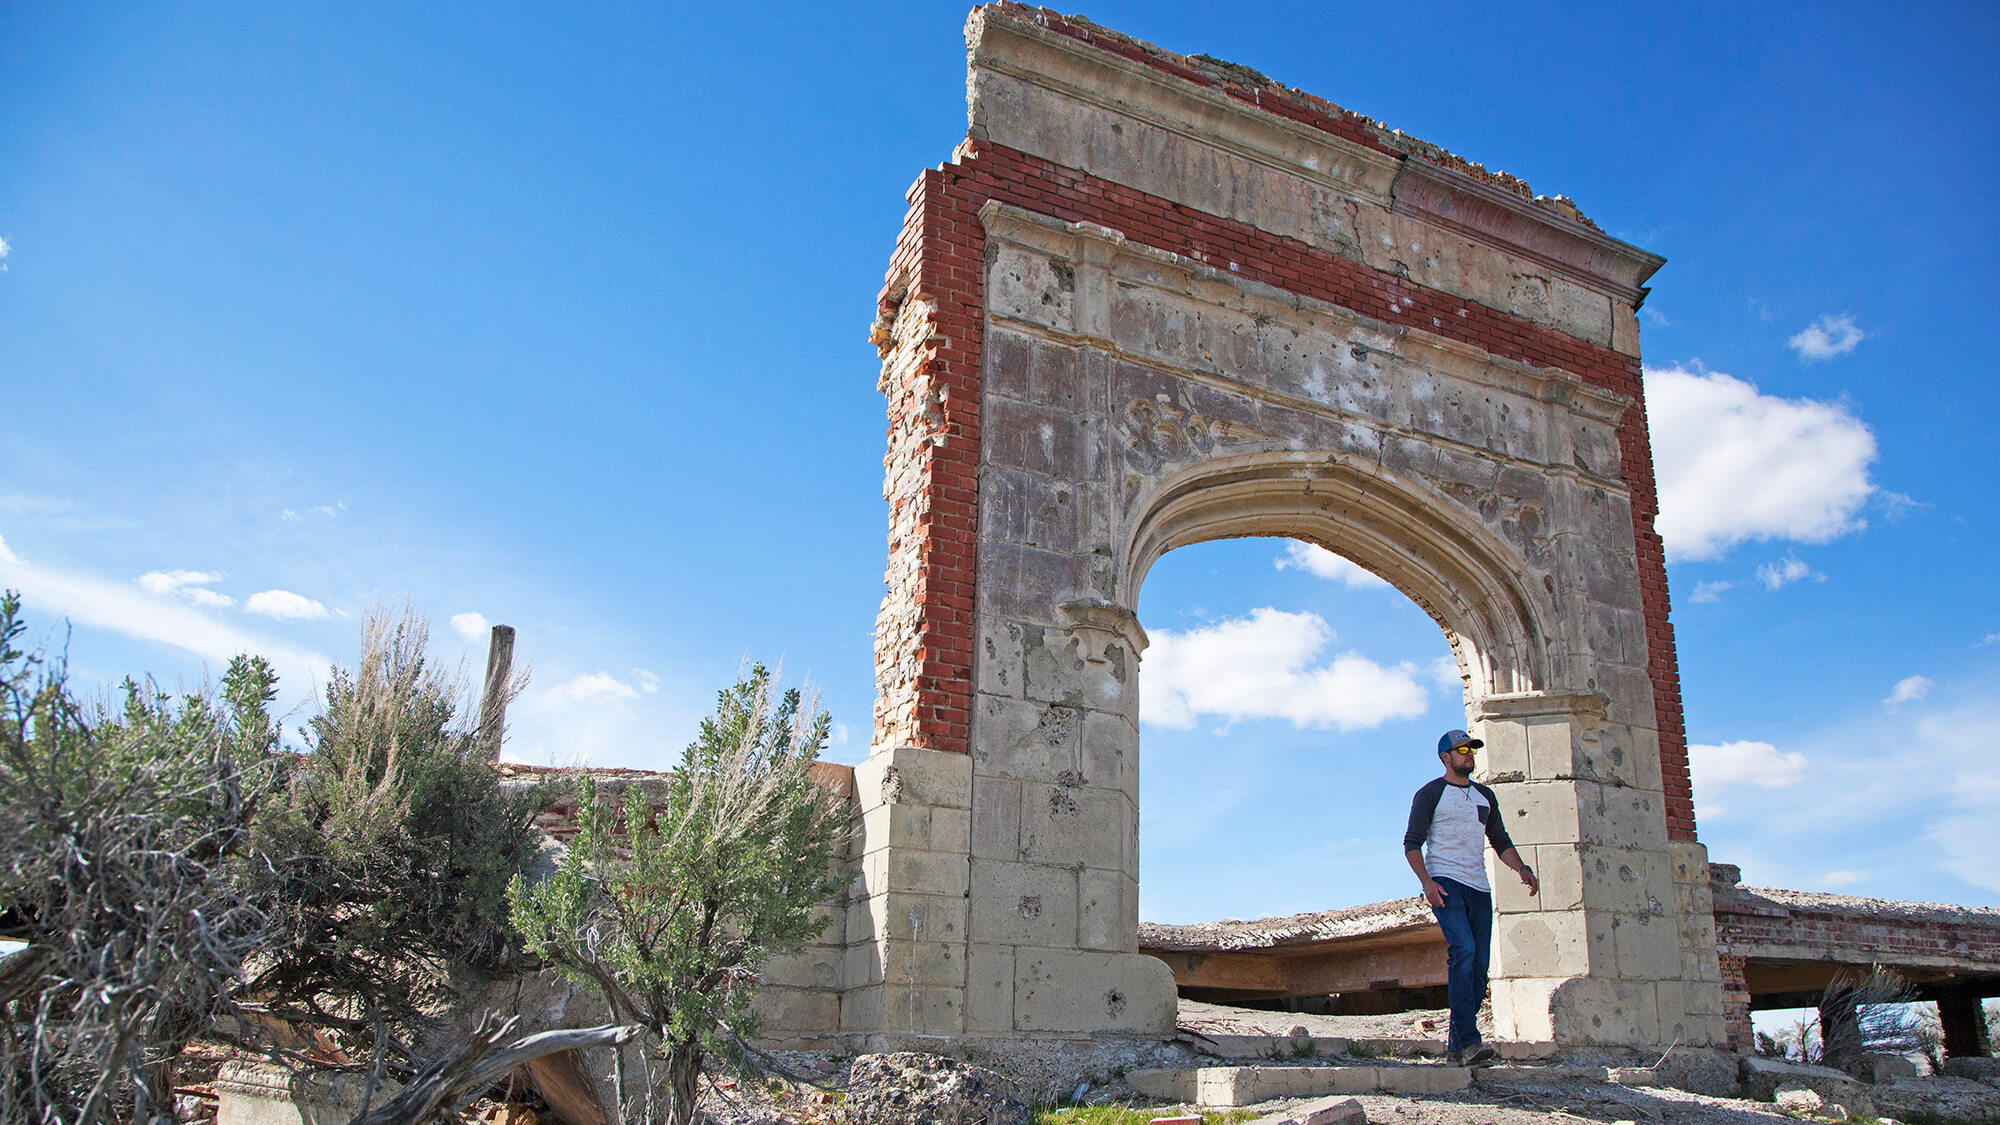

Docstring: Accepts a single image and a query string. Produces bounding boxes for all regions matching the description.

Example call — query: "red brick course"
[873,130,1691,839]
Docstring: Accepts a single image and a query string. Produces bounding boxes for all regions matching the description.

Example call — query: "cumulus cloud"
[1788,314,1864,361]
[450,612,493,641]
[1756,554,1822,591]
[0,235,9,272]
[1646,366,1876,560]
[244,589,331,620]
[1820,870,1868,888]
[1884,675,1932,708]
[630,668,660,694]
[543,671,643,706]
[1690,581,1733,604]
[139,569,223,595]
[1690,739,1808,796]
[1274,541,1390,589]
[1141,607,1428,731]
[1428,654,1464,689]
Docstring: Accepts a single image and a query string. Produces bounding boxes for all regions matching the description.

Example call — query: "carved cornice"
[1390,159,1665,309]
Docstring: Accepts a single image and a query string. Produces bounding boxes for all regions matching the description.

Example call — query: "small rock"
[1823,1105,1849,1121]
[1775,1083,1824,1113]
[1146,1117,1201,1125]
[833,1052,1028,1125]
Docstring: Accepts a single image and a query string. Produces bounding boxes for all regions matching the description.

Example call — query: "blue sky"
[3,2,1995,926]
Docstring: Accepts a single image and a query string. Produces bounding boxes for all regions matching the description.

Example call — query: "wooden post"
[478,625,516,761]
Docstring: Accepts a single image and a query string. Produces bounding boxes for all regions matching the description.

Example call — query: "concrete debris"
[831,1052,1028,1125]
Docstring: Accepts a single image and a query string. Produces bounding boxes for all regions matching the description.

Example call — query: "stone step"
[1129,1063,1470,1106]
[1179,1032,1352,1060]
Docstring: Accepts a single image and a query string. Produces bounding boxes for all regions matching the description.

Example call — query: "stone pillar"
[841,745,974,1041]
[959,601,1176,1038]
[1476,691,1720,1046]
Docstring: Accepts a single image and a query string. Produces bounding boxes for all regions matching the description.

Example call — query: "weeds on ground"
[1031,1107,1258,1125]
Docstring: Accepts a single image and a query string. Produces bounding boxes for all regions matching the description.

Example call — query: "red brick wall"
[1719,953,1754,1052]
[873,82,1692,841]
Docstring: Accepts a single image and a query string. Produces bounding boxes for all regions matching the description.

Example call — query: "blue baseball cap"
[1437,729,1483,755]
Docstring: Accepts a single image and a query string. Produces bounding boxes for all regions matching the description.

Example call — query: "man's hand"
[1516,864,1540,897]
[1422,878,1448,908]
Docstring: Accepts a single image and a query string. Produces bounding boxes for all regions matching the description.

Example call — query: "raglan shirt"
[1403,777,1515,893]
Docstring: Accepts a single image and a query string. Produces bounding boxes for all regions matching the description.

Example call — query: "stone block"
[1526,717,1577,780]
[971,775,1023,859]
[984,395,1104,481]
[1549,977,1658,1046]
[216,1061,392,1125]
[762,942,842,991]
[860,845,969,899]
[855,745,973,812]
[860,801,970,855]
[1477,719,1530,777]
[1013,949,1176,1033]
[1528,842,1584,912]
[1018,781,1126,869]
[1491,976,1561,1042]
[1611,911,1680,980]
[1127,1068,1196,1102]
[1378,1066,1474,1094]
[980,541,1105,622]
[753,986,840,1037]
[965,942,1015,1034]
[967,859,1077,946]
[1577,783,1667,851]
[1193,1066,1377,1105]
[1081,707,1138,798]
[983,465,1088,554]
[843,983,965,1036]
[879,937,969,989]
[1077,865,1130,951]
[1496,780,1581,845]
[975,695,1082,783]
[988,242,1077,334]
[1495,910,1591,978]
[846,890,967,948]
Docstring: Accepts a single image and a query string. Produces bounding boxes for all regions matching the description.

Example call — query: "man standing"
[1404,729,1539,1066]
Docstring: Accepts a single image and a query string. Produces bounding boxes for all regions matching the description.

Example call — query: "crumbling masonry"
[842,4,1719,1051]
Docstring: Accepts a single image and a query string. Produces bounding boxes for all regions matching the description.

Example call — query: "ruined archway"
[844,5,1724,1051]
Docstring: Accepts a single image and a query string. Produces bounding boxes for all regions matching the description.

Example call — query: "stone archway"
[844,5,1724,1051]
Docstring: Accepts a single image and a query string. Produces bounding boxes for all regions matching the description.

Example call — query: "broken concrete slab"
[1179,1031,1351,1060]
[1738,1054,1866,1103]
[1128,1064,1468,1106]
[1247,1095,1368,1125]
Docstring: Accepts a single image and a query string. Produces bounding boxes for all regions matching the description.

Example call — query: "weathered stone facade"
[848,4,1723,1051]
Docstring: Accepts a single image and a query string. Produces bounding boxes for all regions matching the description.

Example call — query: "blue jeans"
[1429,876,1492,1052]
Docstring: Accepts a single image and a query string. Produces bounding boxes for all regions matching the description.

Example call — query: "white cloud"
[244,589,331,620]
[1428,654,1464,689]
[1646,366,1876,561]
[0,533,329,690]
[1690,581,1733,604]
[1141,607,1428,731]
[543,671,642,706]
[1690,740,1808,797]
[828,720,851,747]
[1756,554,1822,591]
[630,668,660,694]
[281,508,301,522]
[139,570,239,609]
[1274,541,1390,589]
[1820,870,1868,888]
[1788,314,1864,361]
[0,235,9,272]
[1981,632,2000,646]
[138,568,225,595]
[1884,675,1932,707]
[450,612,493,641]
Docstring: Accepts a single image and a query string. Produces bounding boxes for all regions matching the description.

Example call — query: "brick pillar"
[1719,955,1753,1053]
